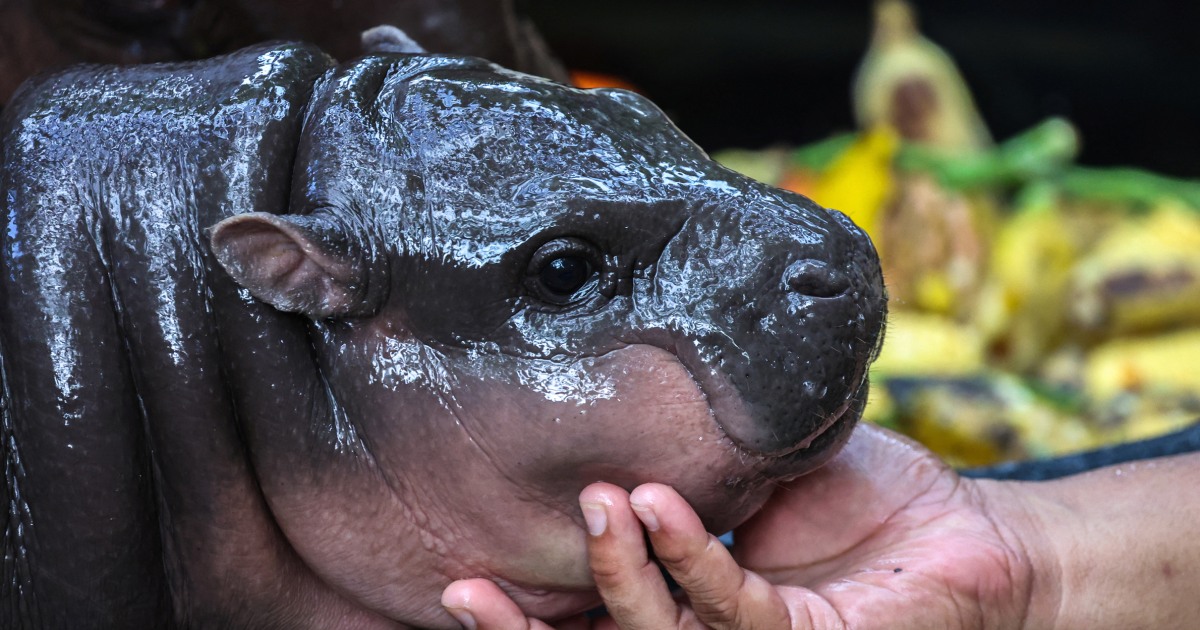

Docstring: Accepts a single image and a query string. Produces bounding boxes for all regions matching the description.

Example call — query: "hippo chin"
[0,42,885,628]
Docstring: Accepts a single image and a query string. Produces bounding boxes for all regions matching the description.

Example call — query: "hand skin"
[441,424,1200,629]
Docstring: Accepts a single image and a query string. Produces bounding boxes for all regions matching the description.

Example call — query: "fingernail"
[630,501,660,532]
[581,501,608,536]
[445,607,477,630]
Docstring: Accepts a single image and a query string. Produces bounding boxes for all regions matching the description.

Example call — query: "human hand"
[441,423,1046,629]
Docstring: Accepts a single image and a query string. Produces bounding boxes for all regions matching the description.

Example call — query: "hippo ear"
[209,212,385,319]
[360,25,427,54]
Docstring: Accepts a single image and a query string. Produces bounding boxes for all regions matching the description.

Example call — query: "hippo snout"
[781,209,872,298]
[646,190,886,475]
[782,258,849,299]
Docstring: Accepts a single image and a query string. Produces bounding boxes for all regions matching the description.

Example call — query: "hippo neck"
[0,42,395,626]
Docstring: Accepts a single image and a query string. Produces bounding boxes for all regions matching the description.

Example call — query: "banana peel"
[1085,328,1200,401]
[1084,329,1200,444]
[878,174,993,315]
[979,184,1079,368]
[853,0,991,154]
[884,374,1100,467]
[1067,203,1200,337]
[870,310,986,377]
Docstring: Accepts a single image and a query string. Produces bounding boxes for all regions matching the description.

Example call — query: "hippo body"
[0,43,886,628]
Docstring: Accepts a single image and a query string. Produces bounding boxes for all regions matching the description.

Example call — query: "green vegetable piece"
[1060,166,1200,210]
[788,133,857,172]
[897,117,1079,189]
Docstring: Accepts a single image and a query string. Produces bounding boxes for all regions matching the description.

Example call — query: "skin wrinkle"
[445,345,708,519]
[436,386,550,511]
[955,487,1022,600]
[342,419,410,534]
[312,331,376,464]
[974,482,1040,630]
[824,578,909,627]
[382,462,462,577]
[415,350,611,561]
[688,556,752,627]
[979,482,1065,628]
[950,581,976,630]
[627,338,747,458]
[82,172,182,610]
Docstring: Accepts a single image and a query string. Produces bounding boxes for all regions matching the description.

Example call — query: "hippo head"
[210,53,886,626]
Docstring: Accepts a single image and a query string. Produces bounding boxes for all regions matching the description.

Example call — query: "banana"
[981,184,1080,369]
[1067,203,1200,337]
[870,310,986,376]
[1085,328,1200,401]
[884,374,1100,467]
[853,0,992,154]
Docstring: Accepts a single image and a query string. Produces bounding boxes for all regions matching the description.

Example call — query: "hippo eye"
[527,237,601,304]
[541,256,591,295]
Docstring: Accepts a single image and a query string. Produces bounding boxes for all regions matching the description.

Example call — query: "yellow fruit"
[871,310,986,377]
[811,126,899,252]
[1067,204,1200,337]
[1084,328,1200,400]
[853,0,991,154]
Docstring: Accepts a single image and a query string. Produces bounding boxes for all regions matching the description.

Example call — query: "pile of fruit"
[716,0,1200,467]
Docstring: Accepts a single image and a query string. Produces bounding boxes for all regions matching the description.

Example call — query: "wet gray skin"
[0,43,886,628]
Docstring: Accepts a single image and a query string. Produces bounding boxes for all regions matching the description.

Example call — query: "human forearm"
[988,452,1200,629]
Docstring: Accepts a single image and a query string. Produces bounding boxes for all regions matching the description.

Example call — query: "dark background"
[525,1,1200,177]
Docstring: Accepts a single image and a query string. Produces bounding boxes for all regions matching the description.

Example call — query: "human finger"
[629,483,795,630]
[441,578,557,630]
[579,482,688,629]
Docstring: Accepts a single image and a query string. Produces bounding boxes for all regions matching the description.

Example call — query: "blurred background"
[529,0,1200,467]
[527,0,1200,176]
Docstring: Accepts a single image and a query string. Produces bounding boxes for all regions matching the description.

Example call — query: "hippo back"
[0,43,331,627]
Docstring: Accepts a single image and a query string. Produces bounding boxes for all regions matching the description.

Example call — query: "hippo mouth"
[654,335,870,479]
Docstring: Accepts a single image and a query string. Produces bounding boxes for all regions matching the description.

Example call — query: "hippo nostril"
[783,259,848,298]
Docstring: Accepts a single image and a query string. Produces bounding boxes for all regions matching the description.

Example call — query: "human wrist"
[973,477,1067,630]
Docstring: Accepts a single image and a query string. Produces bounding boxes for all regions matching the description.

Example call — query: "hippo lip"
[656,335,865,465]
[785,395,854,452]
